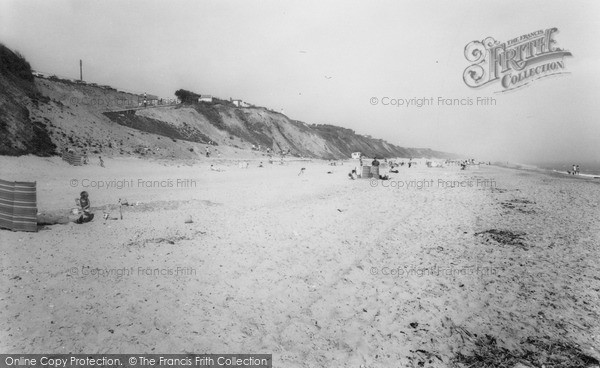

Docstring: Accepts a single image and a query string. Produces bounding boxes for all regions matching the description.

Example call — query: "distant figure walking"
[576,165,580,175]
[372,157,380,167]
[298,167,305,176]
[408,161,412,168]
[99,156,105,168]
[206,147,210,157]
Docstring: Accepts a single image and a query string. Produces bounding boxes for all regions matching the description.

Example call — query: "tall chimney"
[79,59,82,81]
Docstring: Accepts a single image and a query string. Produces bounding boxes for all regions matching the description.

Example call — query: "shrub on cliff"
[175,89,201,103]
[0,44,34,82]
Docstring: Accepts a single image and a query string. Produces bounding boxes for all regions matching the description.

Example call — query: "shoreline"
[493,161,600,181]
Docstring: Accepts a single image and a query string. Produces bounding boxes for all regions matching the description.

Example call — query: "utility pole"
[79,59,82,81]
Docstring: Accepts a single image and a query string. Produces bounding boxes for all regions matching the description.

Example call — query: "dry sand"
[1,156,599,367]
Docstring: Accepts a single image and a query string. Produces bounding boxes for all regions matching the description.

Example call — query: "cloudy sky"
[1,0,599,164]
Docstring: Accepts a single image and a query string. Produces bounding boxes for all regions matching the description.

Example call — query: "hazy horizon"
[1,0,599,163]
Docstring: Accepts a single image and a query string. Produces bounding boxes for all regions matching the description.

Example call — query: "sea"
[531,161,600,176]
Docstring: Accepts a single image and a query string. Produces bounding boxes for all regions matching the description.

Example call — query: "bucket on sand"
[361,165,371,178]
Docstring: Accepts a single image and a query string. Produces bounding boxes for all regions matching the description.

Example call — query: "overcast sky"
[1,0,599,164]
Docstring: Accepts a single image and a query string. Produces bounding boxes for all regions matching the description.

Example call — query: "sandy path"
[1,157,599,367]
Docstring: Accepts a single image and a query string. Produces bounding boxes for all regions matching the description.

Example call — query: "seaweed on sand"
[475,229,527,249]
[453,334,599,368]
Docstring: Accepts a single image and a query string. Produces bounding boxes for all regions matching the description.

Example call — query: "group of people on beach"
[570,164,581,175]
[349,155,479,180]
[348,155,391,180]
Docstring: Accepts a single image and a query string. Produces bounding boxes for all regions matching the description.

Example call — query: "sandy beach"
[3,0,600,366]
[1,156,599,367]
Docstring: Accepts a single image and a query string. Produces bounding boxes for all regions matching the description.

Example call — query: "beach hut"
[0,179,38,232]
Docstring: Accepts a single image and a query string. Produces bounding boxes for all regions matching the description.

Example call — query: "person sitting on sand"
[348,169,357,180]
[75,191,94,224]
[210,164,223,172]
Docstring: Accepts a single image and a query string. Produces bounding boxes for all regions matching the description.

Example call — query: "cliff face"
[0,44,55,156]
[309,124,449,159]
[103,103,455,159]
[1,44,455,160]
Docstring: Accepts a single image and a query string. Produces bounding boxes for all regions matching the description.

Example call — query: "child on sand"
[348,169,357,180]
[75,191,94,224]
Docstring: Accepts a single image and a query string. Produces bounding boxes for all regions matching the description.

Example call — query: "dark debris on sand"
[490,187,520,194]
[125,230,205,248]
[500,199,537,214]
[106,199,221,213]
[475,229,528,249]
[453,334,599,368]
